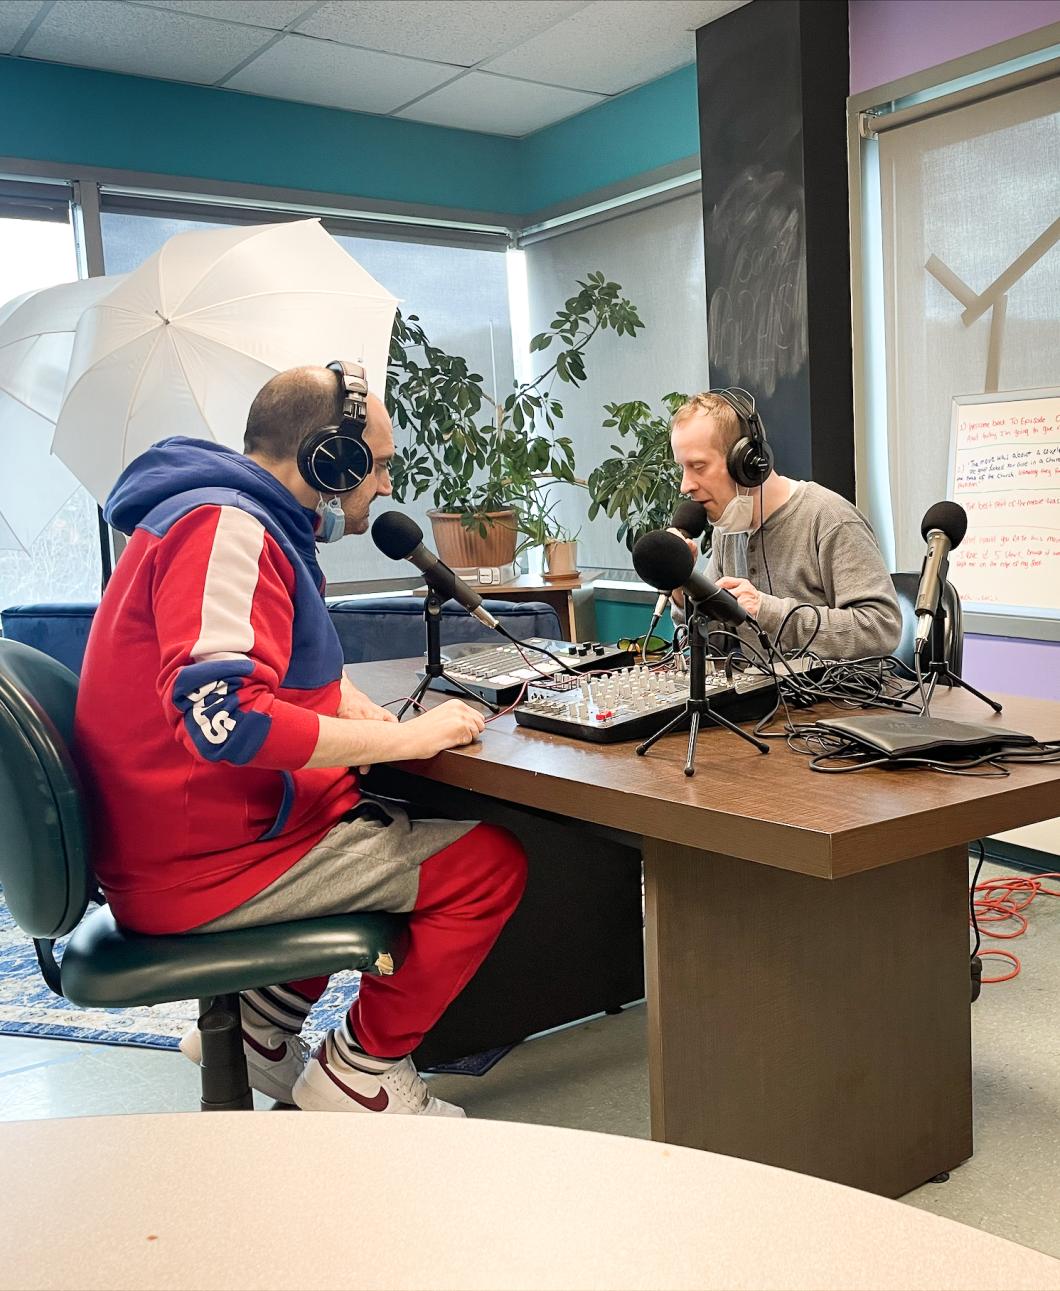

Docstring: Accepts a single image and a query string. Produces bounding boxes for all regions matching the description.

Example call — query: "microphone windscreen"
[670,499,708,540]
[632,529,695,592]
[920,501,968,548]
[371,511,423,560]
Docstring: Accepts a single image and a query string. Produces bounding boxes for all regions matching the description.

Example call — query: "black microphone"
[914,501,968,654]
[670,498,709,541]
[644,500,711,635]
[633,529,748,628]
[371,511,500,631]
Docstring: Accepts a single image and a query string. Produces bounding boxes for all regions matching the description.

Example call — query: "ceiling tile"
[394,71,604,137]
[23,0,271,82]
[224,32,460,113]
[295,0,584,67]
[0,2,45,54]
[483,0,749,95]
[132,1,314,29]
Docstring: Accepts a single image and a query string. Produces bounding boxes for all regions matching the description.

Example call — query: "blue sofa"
[1,597,562,675]
[327,597,561,664]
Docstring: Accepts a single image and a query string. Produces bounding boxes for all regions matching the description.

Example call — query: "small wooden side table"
[418,572,599,641]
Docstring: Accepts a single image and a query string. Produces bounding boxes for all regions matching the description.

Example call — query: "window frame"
[846,21,1060,643]
[1,153,704,593]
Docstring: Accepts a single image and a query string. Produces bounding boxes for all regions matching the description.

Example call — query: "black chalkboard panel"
[696,0,853,499]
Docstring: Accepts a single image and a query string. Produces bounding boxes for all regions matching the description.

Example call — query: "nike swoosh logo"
[319,1049,390,1111]
[243,1031,288,1062]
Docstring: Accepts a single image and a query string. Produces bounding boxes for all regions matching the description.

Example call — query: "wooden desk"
[6,1114,1060,1291]
[417,572,599,640]
[352,658,1060,1198]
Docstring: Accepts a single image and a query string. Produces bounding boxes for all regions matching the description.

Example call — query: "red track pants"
[287,822,527,1058]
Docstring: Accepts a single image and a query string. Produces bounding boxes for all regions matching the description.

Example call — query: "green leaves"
[585,394,691,552]
[385,278,646,542]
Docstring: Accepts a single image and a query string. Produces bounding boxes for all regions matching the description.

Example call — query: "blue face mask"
[315,495,346,544]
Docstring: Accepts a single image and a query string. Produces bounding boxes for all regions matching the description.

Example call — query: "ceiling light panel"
[132,1,314,29]
[394,71,604,136]
[225,32,461,113]
[23,0,271,82]
[483,0,748,95]
[295,0,584,67]
[0,2,43,55]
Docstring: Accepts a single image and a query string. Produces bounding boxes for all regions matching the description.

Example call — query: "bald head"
[244,365,345,461]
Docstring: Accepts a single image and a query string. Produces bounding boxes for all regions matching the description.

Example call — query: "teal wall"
[595,598,675,644]
[0,56,698,216]
[520,65,700,212]
[0,58,521,212]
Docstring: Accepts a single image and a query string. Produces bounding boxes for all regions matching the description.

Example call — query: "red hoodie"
[74,438,360,934]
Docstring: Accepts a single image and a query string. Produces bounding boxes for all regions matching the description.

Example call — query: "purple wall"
[849,0,1060,93]
[963,635,1060,702]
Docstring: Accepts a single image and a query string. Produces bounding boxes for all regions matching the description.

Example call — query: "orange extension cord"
[972,870,1060,983]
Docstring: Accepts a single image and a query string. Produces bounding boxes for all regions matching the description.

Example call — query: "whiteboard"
[946,388,1060,634]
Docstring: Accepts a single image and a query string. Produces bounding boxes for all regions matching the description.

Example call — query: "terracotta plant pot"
[428,509,518,569]
[543,538,579,581]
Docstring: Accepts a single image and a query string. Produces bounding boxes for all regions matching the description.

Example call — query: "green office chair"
[0,638,407,1111]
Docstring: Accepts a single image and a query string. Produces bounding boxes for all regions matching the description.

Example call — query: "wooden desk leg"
[643,843,973,1198]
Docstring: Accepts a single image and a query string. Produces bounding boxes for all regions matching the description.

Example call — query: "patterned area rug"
[0,898,509,1076]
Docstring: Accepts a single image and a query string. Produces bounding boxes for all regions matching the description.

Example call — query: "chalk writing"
[706,166,807,397]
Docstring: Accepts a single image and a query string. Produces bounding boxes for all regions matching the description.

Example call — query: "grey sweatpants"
[191,797,476,932]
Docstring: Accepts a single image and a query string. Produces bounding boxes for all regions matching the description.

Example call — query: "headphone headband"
[713,387,774,488]
[327,359,369,433]
[297,359,373,495]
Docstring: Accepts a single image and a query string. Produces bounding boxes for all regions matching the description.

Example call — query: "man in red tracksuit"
[75,363,527,1116]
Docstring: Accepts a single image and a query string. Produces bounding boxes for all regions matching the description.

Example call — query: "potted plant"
[586,392,693,552]
[386,273,643,568]
[516,492,582,581]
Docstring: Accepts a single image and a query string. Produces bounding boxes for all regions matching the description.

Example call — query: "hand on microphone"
[664,501,708,611]
[716,577,762,619]
[665,528,700,563]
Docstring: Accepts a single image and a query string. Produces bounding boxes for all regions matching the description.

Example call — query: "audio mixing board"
[513,657,818,743]
[427,638,634,706]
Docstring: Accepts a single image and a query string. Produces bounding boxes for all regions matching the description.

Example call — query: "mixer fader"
[514,658,794,743]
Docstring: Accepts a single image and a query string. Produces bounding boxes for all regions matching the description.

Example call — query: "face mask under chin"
[315,494,346,543]
[710,490,754,535]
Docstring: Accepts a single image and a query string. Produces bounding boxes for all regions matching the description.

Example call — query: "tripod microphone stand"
[910,597,1002,715]
[398,590,500,719]
[635,606,770,776]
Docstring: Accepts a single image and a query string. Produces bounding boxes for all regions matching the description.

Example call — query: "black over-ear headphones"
[297,360,372,494]
[713,387,774,489]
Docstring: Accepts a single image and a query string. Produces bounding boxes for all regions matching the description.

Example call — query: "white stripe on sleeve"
[191,507,268,662]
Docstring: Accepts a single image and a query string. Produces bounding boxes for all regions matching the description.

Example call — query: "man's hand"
[717,576,762,619]
[308,696,487,772]
[405,699,486,759]
[338,673,398,724]
[665,528,700,564]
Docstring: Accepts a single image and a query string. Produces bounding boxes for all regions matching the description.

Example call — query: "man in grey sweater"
[669,391,902,660]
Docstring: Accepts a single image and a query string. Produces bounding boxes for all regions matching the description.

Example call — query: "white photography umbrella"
[53,219,398,505]
[0,275,122,549]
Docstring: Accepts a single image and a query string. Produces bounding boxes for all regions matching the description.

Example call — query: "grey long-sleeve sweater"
[674,481,902,660]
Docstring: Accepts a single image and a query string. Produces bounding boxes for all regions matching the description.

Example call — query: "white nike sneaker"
[180,1018,309,1105]
[292,1036,466,1117]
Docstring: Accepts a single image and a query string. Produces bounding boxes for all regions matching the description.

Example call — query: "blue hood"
[104,437,321,569]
